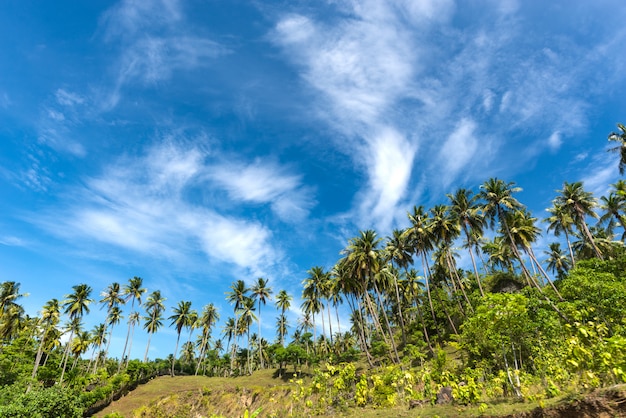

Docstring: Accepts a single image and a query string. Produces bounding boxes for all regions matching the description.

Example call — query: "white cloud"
[361,126,416,231]
[55,89,84,106]
[101,0,225,109]
[581,154,617,197]
[0,236,27,247]
[208,159,315,223]
[32,140,283,277]
[547,131,562,152]
[437,118,480,187]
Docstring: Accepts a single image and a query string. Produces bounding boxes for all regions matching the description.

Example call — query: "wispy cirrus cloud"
[272,1,453,231]
[208,159,315,223]
[28,137,317,278]
[100,0,226,109]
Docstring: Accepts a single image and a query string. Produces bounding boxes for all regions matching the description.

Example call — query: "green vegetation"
[1,128,626,416]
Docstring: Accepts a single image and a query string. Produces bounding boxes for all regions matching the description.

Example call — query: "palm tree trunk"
[143,333,152,363]
[171,333,181,377]
[59,329,74,384]
[577,208,604,260]
[463,225,485,297]
[326,302,333,345]
[371,279,400,364]
[420,252,438,328]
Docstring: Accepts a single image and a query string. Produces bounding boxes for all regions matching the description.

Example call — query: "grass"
[94,368,626,418]
[95,369,296,417]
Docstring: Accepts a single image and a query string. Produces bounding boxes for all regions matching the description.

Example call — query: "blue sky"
[1,0,625,360]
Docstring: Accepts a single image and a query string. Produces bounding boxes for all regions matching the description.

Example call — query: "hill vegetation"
[1,125,626,417]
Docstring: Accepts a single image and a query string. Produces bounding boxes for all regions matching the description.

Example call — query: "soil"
[499,385,626,418]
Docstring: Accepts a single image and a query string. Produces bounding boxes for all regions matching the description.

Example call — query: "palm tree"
[99,282,125,362]
[0,281,26,317]
[250,277,272,369]
[545,202,577,267]
[70,330,92,371]
[119,277,146,371]
[89,323,107,373]
[608,123,626,174]
[169,300,193,377]
[60,284,92,383]
[222,317,236,355]
[343,230,400,363]
[554,181,602,259]
[599,192,626,239]
[275,290,292,346]
[504,209,562,298]
[30,298,60,386]
[429,204,473,312]
[544,242,571,280]
[448,188,486,297]
[195,303,219,375]
[383,229,412,345]
[479,178,534,282]
[404,206,437,326]
[143,290,166,362]
[226,280,248,372]
[238,297,256,374]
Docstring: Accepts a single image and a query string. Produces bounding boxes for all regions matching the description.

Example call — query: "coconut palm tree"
[479,178,535,283]
[226,280,248,370]
[404,206,437,326]
[383,229,412,345]
[275,290,291,346]
[608,123,626,174]
[143,290,166,362]
[99,282,125,362]
[343,230,399,363]
[448,188,486,297]
[544,242,571,280]
[89,323,107,373]
[169,300,193,377]
[554,181,602,259]
[30,298,60,387]
[599,192,626,239]
[119,277,146,371]
[195,303,219,375]
[238,297,256,374]
[250,277,272,368]
[545,202,577,267]
[60,284,92,383]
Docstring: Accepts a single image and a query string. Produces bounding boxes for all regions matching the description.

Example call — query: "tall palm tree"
[119,277,146,371]
[250,277,272,369]
[504,209,562,298]
[554,181,602,259]
[448,188,486,297]
[275,290,291,346]
[544,242,571,280]
[479,178,534,282]
[143,290,166,362]
[404,206,437,326]
[89,323,107,373]
[383,229,412,345]
[429,204,473,312]
[0,281,26,317]
[598,192,626,240]
[99,282,125,362]
[545,202,577,267]
[343,230,400,363]
[169,300,193,377]
[30,298,61,386]
[226,280,248,372]
[238,297,256,374]
[195,303,219,375]
[60,284,92,383]
[608,123,626,174]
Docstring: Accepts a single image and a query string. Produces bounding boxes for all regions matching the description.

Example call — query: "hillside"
[94,373,626,418]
